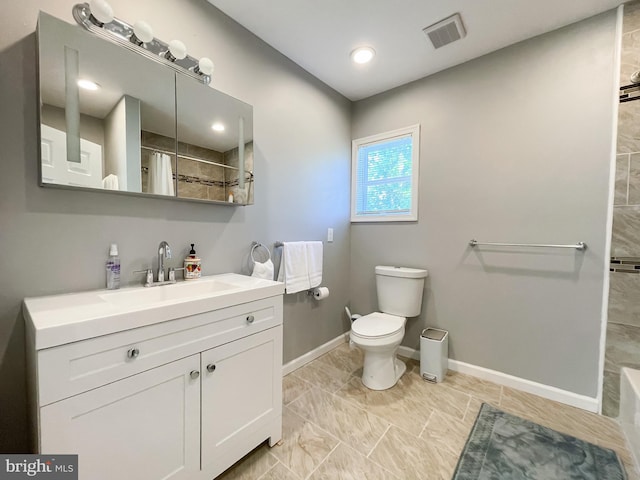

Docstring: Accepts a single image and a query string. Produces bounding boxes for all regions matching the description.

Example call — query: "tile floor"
[218,343,639,480]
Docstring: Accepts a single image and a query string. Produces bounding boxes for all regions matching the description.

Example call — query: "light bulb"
[77,79,100,90]
[211,123,225,132]
[89,0,114,24]
[197,57,214,76]
[132,20,154,44]
[351,46,375,64]
[166,40,187,61]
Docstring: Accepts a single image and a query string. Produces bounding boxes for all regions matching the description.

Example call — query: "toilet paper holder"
[308,286,330,300]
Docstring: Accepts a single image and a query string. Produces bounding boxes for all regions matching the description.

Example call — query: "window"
[351,124,420,222]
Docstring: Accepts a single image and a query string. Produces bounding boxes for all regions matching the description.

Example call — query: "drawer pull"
[246,315,255,324]
[127,348,140,359]
[206,364,216,373]
[190,370,200,380]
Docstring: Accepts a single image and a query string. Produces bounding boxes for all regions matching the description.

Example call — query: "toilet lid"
[352,312,405,338]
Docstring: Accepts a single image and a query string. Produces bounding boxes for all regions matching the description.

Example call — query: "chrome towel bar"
[469,240,587,251]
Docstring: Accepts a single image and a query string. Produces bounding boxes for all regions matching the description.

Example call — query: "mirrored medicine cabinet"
[37,11,254,205]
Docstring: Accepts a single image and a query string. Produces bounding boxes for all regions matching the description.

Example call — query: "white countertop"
[24,274,285,350]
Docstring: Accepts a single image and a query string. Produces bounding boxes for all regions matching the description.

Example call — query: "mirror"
[175,75,253,203]
[37,12,254,205]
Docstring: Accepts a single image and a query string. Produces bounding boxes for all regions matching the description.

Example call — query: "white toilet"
[350,266,428,390]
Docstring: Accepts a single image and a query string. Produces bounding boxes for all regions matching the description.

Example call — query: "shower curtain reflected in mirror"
[148,152,175,196]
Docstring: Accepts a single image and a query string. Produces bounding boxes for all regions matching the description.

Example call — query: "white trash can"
[420,328,448,383]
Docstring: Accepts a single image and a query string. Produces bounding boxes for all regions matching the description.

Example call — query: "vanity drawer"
[37,296,282,406]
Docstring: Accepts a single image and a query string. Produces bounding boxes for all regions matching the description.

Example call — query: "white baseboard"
[397,345,420,361]
[283,332,350,376]
[398,346,598,413]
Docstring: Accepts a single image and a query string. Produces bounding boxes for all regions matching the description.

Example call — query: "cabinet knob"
[206,364,216,373]
[190,370,200,379]
[127,348,140,359]
[246,315,255,324]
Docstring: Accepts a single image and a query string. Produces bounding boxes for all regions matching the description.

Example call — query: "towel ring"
[250,243,271,263]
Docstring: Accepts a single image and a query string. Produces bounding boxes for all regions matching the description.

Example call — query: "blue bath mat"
[452,403,627,480]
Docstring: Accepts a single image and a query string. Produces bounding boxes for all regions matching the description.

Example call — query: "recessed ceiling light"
[211,123,225,132]
[351,46,375,64]
[77,79,100,90]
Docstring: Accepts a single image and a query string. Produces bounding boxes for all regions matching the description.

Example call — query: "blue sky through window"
[355,135,413,215]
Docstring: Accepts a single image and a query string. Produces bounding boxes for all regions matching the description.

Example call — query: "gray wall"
[0,0,351,452]
[350,12,617,398]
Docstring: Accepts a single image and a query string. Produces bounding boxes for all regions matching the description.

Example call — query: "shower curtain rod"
[140,145,250,173]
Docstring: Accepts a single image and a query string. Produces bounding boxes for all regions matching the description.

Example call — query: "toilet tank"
[376,266,428,317]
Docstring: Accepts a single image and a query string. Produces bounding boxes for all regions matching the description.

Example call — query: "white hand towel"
[102,174,119,190]
[277,241,311,294]
[251,259,274,280]
[306,241,323,288]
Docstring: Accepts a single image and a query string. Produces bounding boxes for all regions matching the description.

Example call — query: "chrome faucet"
[157,241,172,282]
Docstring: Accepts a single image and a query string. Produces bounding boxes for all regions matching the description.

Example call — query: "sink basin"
[24,273,285,349]
[100,279,237,307]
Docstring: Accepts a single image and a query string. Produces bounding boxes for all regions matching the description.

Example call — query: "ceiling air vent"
[423,13,466,49]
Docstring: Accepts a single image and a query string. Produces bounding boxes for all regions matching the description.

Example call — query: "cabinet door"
[201,327,282,474]
[40,355,200,480]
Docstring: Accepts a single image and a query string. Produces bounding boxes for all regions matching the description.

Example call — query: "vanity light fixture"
[130,20,153,46]
[211,123,225,132]
[87,0,113,27]
[72,2,214,84]
[164,40,187,62]
[77,79,100,90]
[194,57,214,76]
[351,46,376,64]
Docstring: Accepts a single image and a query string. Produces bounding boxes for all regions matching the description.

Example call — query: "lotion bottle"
[184,243,202,280]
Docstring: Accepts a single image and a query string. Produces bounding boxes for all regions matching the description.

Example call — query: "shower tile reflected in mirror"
[225,142,254,205]
[176,142,226,201]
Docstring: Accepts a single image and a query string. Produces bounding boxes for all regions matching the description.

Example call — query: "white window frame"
[351,124,420,222]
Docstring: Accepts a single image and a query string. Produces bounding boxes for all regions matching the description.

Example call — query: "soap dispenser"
[184,243,202,280]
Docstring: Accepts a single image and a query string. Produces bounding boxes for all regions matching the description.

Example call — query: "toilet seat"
[351,312,406,339]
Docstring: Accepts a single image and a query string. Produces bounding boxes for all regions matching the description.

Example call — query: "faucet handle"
[133,269,154,287]
[168,267,185,283]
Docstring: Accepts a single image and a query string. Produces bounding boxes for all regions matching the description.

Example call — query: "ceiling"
[208,0,623,101]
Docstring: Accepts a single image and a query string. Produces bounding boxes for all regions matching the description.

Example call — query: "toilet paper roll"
[312,287,330,300]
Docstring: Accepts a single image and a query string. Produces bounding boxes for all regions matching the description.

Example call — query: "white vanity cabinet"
[40,355,202,480]
[24,275,284,480]
[201,328,282,476]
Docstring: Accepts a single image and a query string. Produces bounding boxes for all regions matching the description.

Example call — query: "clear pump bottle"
[106,243,121,289]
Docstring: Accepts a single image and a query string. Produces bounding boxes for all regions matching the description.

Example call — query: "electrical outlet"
[327,228,334,242]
